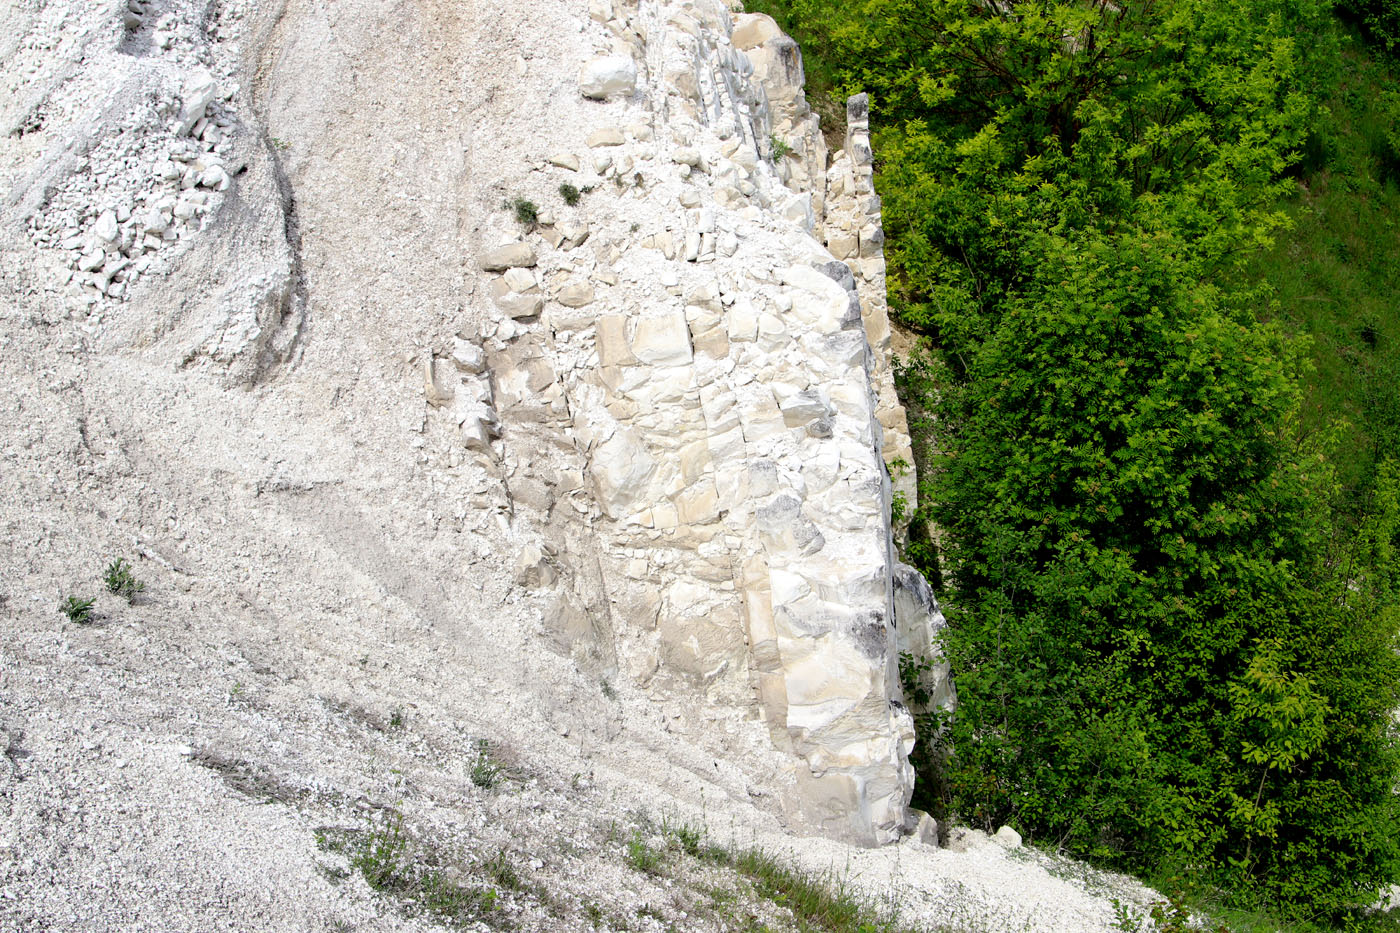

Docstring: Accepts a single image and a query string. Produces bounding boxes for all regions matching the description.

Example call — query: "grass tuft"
[327,814,505,927]
[469,739,503,789]
[625,829,664,876]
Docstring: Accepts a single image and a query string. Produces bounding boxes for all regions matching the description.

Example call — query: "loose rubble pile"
[8,0,247,303]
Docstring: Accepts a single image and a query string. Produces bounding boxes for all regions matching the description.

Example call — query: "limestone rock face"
[1,0,949,849]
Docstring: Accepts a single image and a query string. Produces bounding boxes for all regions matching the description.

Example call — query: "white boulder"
[579,56,637,100]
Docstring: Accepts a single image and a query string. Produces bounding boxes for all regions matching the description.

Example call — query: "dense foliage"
[1337,0,1400,55]
[748,0,1400,920]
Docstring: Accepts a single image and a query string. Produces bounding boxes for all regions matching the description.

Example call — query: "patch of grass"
[672,824,703,858]
[469,739,502,789]
[1247,26,1400,503]
[730,848,911,933]
[59,595,95,624]
[102,558,144,602]
[481,849,522,891]
[770,135,794,160]
[388,708,405,730]
[333,814,505,928]
[625,829,664,876]
[559,182,582,206]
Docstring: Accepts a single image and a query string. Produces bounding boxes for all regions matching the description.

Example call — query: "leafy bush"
[59,595,95,624]
[1338,0,1400,55]
[559,182,581,207]
[103,558,144,603]
[508,197,538,227]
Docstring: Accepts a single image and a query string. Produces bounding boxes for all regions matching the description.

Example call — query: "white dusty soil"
[0,0,1162,929]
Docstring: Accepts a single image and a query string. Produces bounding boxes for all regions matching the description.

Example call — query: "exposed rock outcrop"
[1,0,947,848]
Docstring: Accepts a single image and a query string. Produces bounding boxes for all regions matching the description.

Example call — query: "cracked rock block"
[579,56,637,100]
[478,242,537,272]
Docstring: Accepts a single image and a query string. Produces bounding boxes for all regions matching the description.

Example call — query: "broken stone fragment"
[93,210,119,244]
[451,339,486,374]
[578,56,637,100]
[557,220,590,249]
[458,403,501,451]
[755,493,825,555]
[199,164,228,189]
[730,13,783,50]
[630,312,692,365]
[503,267,538,292]
[478,242,537,272]
[992,826,1023,850]
[490,279,545,319]
[179,70,218,135]
[778,386,828,425]
[557,281,594,307]
[514,544,557,587]
[422,357,454,407]
[587,127,626,147]
[595,315,636,367]
[548,152,581,171]
[912,811,940,846]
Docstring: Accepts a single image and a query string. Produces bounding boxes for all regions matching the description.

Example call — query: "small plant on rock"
[559,182,582,206]
[509,197,539,227]
[103,558,144,602]
[59,595,95,625]
[770,135,793,160]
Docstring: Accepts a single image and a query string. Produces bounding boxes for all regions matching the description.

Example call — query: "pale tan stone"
[478,242,537,271]
[630,312,693,365]
[558,281,595,307]
[587,127,626,147]
[730,12,783,50]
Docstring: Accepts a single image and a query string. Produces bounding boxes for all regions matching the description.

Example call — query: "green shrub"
[759,0,1400,919]
[59,595,95,624]
[559,182,581,206]
[508,197,538,226]
[103,558,144,603]
[1338,0,1400,55]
